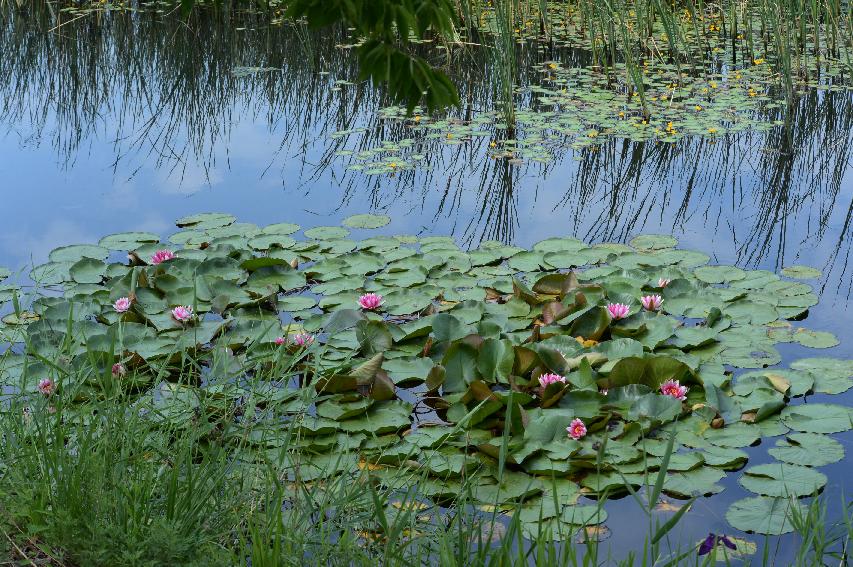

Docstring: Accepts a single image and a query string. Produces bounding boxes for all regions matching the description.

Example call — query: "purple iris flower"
[698,533,736,556]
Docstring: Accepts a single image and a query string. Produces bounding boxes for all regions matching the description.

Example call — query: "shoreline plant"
[0,213,849,564]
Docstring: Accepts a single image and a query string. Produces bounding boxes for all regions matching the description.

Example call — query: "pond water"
[1,6,851,562]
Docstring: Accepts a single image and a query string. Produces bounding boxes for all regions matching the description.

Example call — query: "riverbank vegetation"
[0,214,850,564]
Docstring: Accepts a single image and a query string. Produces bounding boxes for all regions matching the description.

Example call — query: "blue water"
[1,9,851,562]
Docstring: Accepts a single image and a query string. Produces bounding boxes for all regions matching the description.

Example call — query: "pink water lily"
[538,373,566,389]
[358,293,383,310]
[660,379,688,401]
[658,278,671,288]
[274,336,286,346]
[171,305,193,322]
[38,378,54,397]
[293,333,314,347]
[566,418,587,440]
[606,303,630,320]
[114,297,131,313]
[112,363,126,377]
[150,249,176,265]
[641,294,663,311]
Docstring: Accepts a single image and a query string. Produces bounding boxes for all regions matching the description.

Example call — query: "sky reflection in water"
[0,7,851,560]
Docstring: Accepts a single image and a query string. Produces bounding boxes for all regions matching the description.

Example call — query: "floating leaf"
[99,231,160,250]
[781,266,821,279]
[738,463,826,497]
[767,433,844,467]
[342,214,391,229]
[304,226,350,240]
[629,234,677,251]
[176,212,236,229]
[726,497,804,535]
[695,265,746,284]
[780,404,853,433]
[789,358,852,394]
[49,244,109,263]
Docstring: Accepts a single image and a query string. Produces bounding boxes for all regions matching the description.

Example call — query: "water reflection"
[0,4,850,299]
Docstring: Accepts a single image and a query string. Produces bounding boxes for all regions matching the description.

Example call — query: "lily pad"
[739,463,826,497]
[780,266,821,279]
[99,231,160,250]
[342,214,391,229]
[305,226,350,240]
[176,212,236,229]
[780,404,853,434]
[629,234,677,251]
[49,244,109,263]
[726,496,804,535]
[695,265,746,284]
[767,433,844,467]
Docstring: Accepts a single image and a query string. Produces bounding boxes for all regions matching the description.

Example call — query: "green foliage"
[0,216,850,564]
[284,0,461,112]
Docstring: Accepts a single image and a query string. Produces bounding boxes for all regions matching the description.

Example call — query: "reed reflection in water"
[0,4,850,299]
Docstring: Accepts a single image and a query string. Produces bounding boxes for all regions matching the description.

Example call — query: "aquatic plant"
[358,292,384,310]
[113,297,131,313]
[1,213,848,547]
[659,379,689,401]
[606,303,630,320]
[150,249,176,265]
[566,417,587,440]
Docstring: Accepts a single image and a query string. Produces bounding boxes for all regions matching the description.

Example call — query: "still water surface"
[1,6,851,560]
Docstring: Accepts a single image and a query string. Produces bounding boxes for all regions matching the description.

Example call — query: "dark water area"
[1,6,851,562]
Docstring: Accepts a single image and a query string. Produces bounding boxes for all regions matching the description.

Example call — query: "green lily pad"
[695,265,746,284]
[49,244,109,263]
[780,404,853,434]
[629,234,677,251]
[726,496,804,535]
[781,266,821,279]
[342,214,391,229]
[305,226,350,240]
[738,463,826,497]
[767,433,844,467]
[176,212,236,229]
[789,358,852,394]
[99,231,160,250]
[260,222,301,235]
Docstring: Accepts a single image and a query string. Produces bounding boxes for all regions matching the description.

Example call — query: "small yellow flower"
[702,87,709,93]
[708,128,717,134]
[489,141,496,148]
[548,63,557,69]
[587,130,599,138]
[710,81,718,89]
[753,58,765,65]
[748,88,757,97]
[695,105,702,111]
[389,162,397,168]
[447,133,453,139]
[414,115,421,123]
[618,111,625,118]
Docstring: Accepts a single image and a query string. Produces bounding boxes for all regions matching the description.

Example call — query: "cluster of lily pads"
[337,54,851,174]
[1,213,850,541]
